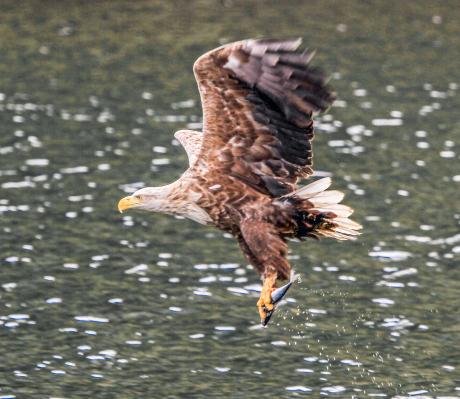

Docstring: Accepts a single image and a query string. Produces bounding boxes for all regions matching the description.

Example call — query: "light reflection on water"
[0,1,459,398]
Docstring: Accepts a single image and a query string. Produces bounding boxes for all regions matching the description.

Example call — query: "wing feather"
[192,38,335,197]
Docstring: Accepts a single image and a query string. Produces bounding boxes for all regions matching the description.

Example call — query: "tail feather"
[283,177,332,199]
[308,190,344,206]
[288,178,362,241]
[334,217,362,230]
[316,230,353,240]
[310,204,354,218]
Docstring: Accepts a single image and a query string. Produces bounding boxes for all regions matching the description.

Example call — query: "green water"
[0,1,459,398]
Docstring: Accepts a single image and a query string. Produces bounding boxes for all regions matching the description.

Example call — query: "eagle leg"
[257,271,277,326]
[239,220,293,325]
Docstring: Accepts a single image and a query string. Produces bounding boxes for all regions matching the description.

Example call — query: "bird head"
[117,186,172,213]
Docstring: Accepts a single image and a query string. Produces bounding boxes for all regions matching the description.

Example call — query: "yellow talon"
[257,273,277,325]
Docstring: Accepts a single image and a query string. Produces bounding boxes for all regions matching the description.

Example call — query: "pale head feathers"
[129,183,212,225]
[131,184,176,212]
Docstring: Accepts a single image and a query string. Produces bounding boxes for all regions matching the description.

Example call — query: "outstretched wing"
[239,220,291,280]
[192,38,335,197]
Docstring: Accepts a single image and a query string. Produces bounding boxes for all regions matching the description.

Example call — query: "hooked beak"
[261,279,295,326]
[117,196,141,213]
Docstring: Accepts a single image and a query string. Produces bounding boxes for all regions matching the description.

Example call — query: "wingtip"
[246,37,303,52]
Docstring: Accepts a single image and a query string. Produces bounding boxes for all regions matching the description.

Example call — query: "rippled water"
[1,1,459,398]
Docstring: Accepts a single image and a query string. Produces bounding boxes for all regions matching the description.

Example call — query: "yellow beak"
[117,196,141,213]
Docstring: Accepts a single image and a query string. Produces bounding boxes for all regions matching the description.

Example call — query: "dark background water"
[0,1,459,398]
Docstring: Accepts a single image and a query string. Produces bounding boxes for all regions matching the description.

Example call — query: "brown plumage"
[118,38,362,325]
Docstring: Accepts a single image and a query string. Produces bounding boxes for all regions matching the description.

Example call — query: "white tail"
[285,178,362,241]
[283,177,332,199]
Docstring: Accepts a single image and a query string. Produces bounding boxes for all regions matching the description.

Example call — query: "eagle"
[118,38,362,326]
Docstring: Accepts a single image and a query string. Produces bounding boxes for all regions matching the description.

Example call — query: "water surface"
[0,1,459,398]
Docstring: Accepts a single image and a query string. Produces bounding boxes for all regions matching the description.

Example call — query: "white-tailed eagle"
[118,39,362,326]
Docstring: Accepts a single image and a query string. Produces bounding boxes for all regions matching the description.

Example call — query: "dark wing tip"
[245,37,303,53]
[225,38,336,127]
